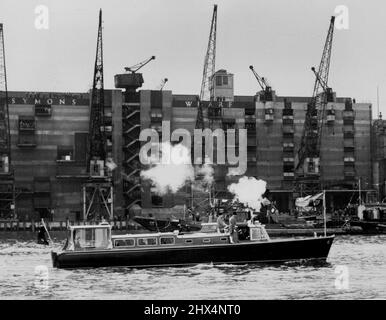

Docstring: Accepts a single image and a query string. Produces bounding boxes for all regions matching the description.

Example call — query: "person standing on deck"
[37,223,49,245]
[229,212,239,243]
[216,212,228,233]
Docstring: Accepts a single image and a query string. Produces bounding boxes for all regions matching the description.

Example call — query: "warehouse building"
[5,90,124,221]
[4,69,374,220]
[119,69,374,214]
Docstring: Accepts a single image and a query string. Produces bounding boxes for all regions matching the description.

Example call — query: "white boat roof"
[69,223,111,230]
[112,232,176,238]
[111,231,227,239]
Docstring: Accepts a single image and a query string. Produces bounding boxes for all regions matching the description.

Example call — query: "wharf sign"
[7,96,89,106]
[173,100,254,109]
[173,100,233,108]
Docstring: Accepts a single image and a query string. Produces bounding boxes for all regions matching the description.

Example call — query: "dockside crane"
[249,65,273,102]
[0,23,15,219]
[190,4,218,213]
[295,16,335,195]
[158,78,168,91]
[196,4,218,144]
[195,4,218,131]
[199,4,217,103]
[124,56,155,73]
[83,9,114,220]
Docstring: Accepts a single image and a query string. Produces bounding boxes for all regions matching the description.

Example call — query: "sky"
[0,0,386,116]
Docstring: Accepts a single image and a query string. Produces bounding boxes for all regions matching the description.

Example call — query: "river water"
[0,233,385,300]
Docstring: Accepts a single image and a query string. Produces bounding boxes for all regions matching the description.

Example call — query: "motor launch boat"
[51,221,335,269]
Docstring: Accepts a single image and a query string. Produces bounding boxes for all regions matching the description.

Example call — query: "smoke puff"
[196,163,214,186]
[141,142,195,195]
[227,176,267,211]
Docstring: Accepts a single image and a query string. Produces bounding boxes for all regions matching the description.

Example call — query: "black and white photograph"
[0,0,385,305]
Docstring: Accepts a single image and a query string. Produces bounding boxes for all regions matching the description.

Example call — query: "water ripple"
[0,234,385,299]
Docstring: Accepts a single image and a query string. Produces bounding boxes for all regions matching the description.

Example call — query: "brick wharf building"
[3,69,375,221]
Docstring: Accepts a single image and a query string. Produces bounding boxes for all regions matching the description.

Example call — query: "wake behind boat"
[51,221,334,269]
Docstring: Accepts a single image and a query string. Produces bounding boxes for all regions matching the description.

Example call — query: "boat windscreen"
[73,228,112,250]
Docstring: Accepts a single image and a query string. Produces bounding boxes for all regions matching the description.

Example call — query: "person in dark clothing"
[37,224,49,245]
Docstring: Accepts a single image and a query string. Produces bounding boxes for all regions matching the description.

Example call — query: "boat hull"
[350,221,386,234]
[52,235,335,269]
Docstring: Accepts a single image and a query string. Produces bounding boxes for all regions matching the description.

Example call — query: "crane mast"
[199,4,217,103]
[296,16,335,194]
[196,4,217,130]
[124,56,155,73]
[249,65,273,102]
[158,78,168,91]
[0,23,15,219]
[88,9,106,168]
[83,9,113,220]
[191,5,218,211]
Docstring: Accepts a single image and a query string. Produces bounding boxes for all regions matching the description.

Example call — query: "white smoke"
[141,142,195,195]
[227,176,267,211]
[196,162,214,186]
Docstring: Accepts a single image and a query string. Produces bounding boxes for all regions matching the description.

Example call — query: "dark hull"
[52,235,334,269]
[133,216,201,232]
[350,221,386,234]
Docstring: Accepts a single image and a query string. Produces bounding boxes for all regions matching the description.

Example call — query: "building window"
[18,116,35,131]
[150,109,163,119]
[216,76,222,86]
[35,104,52,117]
[57,146,74,161]
[150,91,163,108]
[74,132,88,162]
[18,133,36,147]
[222,76,228,85]
[245,108,255,116]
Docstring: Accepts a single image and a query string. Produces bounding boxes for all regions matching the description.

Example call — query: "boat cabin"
[61,221,270,252]
[112,231,231,248]
[63,223,113,251]
[357,204,386,221]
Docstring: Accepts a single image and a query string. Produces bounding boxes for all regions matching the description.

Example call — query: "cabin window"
[160,237,175,245]
[138,237,157,246]
[73,227,111,250]
[203,238,211,244]
[114,239,135,247]
[185,239,193,244]
[220,237,228,242]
